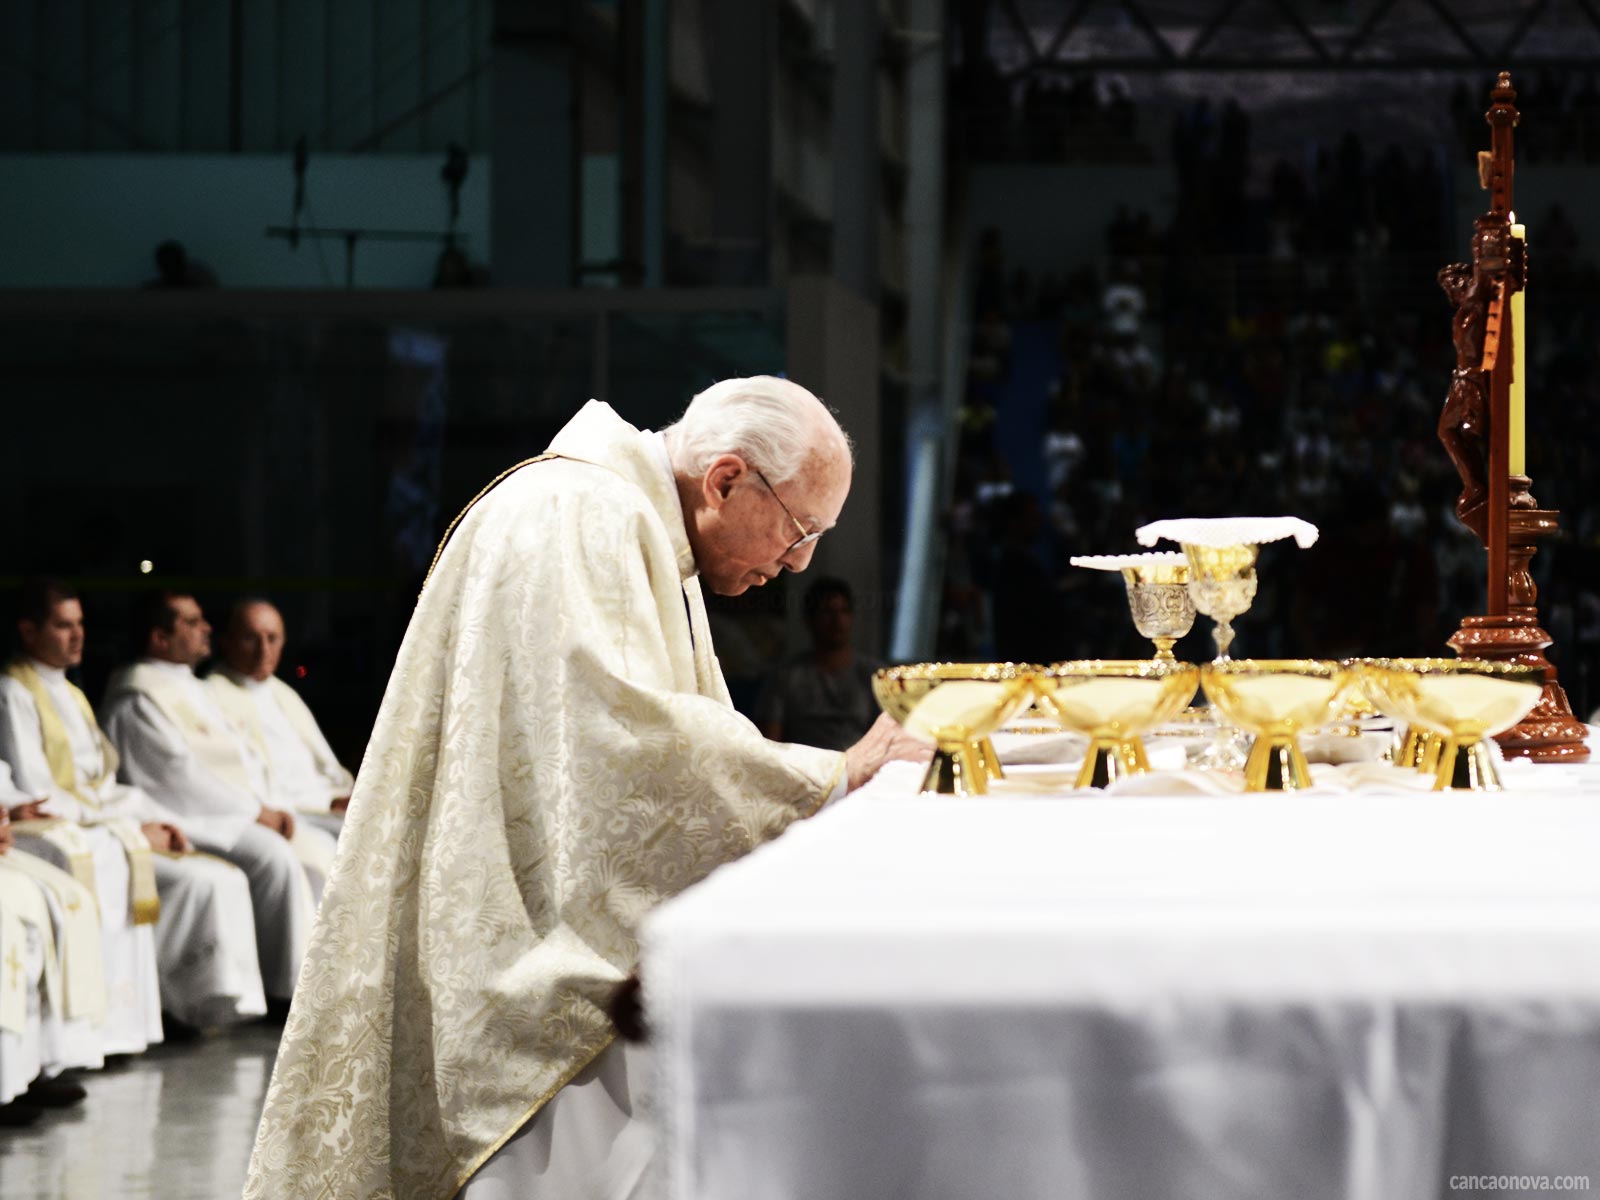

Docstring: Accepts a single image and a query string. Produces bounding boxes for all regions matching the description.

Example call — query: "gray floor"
[0,1022,281,1200]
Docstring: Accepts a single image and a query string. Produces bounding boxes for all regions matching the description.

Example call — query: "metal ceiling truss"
[995,0,1600,74]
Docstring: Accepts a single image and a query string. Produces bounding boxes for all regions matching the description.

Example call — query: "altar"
[640,68,1600,1200]
[643,754,1600,1200]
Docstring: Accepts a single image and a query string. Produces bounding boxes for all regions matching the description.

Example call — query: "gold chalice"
[1034,660,1199,789]
[1182,542,1259,661]
[1200,660,1350,790]
[1371,659,1543,791]
[872,663,1035,795]
[1070,553,1196,661]
[1122,560,1195,661]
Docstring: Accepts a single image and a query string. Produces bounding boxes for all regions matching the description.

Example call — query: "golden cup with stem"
[1136,517,1320,662]
[1182,542,1259,661]
[1200,659,1351,790]
[1069,553,1196,661]
[871,663,1036,796]
[1367,658,1544,791]
[1122,560,1195,662]
[1033,660,1200,789]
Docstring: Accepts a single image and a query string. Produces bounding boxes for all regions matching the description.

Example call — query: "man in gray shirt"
[756,577,884,751]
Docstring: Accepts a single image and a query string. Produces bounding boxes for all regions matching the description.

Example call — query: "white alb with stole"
[0,661,265,1029]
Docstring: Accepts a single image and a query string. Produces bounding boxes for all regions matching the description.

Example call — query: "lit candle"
[1509,220,1527,476]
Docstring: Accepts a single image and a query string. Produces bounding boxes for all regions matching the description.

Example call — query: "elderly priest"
[245,377,926,1200]
[0,579,267,1030]
[101,592,336,1005]
[207,598,351,838]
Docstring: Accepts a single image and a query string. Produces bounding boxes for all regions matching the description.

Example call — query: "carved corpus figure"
[1437,215,1509,543]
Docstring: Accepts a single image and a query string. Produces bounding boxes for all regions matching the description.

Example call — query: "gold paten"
[1370,658,1543,791]
[1034,660,1199,789]
[1120,562,1196,661]
[1182,542,1259,660]
[1201,659,1350,791]
[872,664,1036,795]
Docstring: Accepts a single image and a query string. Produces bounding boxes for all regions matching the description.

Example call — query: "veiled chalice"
[1200,660,1350,791]
[1135,517,1320,662]
[872,663,1035,796]
[1069,553,1196,660]
[1369,659,1543,791]
[1182,542,1259,661]
[1034,660,1199,789]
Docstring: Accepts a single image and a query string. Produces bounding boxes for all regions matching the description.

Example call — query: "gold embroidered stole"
[9,816,97,894]
[5,660,118,804]
[0,851,105,1023]
[6,661,160,925]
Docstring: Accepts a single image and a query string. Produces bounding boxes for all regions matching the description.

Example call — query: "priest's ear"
[701,454,749,509]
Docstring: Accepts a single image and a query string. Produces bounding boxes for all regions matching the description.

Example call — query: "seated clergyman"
[101,591,335,1004]
[0,579,266,1030]
[207,598,351,838]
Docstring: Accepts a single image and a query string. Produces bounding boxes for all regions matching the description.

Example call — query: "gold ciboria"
[872,663,1035,796]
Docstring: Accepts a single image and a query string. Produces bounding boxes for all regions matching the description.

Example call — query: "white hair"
[664,375,853,485]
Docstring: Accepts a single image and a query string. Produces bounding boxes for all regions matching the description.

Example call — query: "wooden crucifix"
[1442,71,1588,762]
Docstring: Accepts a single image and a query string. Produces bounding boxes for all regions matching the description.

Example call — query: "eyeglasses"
[752,468,825,555]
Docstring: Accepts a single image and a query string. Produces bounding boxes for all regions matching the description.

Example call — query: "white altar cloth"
[643,758,1600,1200]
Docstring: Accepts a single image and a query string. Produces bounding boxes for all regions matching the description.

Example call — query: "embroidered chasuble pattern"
[245,401,844,1200]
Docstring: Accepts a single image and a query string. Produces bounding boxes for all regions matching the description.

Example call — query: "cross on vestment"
[5,943,21,989]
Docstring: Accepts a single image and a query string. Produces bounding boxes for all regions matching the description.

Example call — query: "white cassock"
[245,400,845,1200]
[0,661,266,1029]
[101,659,335,999]
[0,769,107,1084]
[206,667,350,839]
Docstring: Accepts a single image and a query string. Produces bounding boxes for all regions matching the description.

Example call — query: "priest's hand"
[7,799,51,822]
[330,796,350,814]
[845,712,933,792]
[256,805,297,840]
[0,810,12,854]
[141,822,191,853]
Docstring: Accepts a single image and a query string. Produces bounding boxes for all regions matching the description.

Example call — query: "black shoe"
[24,1075,87,1108]
[160,1012,203,1042]
[0,1101,44,1127]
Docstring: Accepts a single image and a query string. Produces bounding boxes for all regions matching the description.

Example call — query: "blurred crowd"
[942,127,1600,711]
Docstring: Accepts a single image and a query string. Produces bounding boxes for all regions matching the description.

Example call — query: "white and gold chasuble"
[245,401,845,1200]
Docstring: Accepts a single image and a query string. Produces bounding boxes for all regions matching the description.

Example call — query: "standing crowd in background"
[0,580,350,1126]
[943,113,1600,706]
